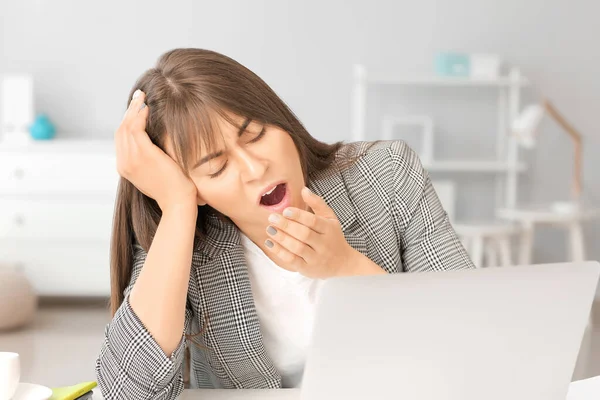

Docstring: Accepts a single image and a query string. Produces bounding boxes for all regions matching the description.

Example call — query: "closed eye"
[208,126,265,178]
[247,126,266,143]
[208,160,228,179]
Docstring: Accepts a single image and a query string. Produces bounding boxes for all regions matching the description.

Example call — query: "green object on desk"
[49,381,97,400]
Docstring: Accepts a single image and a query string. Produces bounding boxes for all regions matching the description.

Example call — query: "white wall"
[1,0,598,263]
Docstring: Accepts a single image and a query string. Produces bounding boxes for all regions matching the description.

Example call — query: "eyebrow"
[192,118,251,169]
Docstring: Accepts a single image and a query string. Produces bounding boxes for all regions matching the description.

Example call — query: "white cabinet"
[0,140,118,296]
[0,199,115,240]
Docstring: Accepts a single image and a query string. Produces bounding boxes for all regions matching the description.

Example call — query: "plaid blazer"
[95,140,475,399]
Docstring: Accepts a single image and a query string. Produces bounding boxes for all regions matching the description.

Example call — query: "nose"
[235,147,267,182]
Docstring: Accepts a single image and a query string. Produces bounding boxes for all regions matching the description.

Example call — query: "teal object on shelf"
[434,52,470,77]
[29,114,56,140]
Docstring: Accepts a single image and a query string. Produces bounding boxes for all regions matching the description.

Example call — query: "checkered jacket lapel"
[189,216,280,388]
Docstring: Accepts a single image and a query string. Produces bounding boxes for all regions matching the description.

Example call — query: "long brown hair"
[110,48,346,315]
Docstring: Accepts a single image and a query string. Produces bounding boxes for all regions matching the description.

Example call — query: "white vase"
[0,264,38,331]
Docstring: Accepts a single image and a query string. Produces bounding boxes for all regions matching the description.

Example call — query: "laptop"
[301,262,600,400]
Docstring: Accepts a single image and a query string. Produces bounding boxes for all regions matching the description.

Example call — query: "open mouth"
[260,183,287,207]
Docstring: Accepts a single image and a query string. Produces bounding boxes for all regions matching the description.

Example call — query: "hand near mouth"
[263,187,386,278]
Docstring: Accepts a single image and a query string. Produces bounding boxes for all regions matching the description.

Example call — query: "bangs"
[163,95,247,174]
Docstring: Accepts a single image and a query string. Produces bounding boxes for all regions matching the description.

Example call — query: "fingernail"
[303,187,312,195]
[268,214,280,224]
[132,89,142,100]
[139,102,147,111]
[265,239,274,248]
[267,226,277,235]
[283,209,293,218]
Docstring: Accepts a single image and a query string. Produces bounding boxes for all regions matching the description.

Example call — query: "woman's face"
[171,113,307,237]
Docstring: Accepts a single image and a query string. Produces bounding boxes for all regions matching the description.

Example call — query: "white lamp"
[511,99,583,213]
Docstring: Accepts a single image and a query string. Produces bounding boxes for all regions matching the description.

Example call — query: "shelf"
[423,160,527,173]
[368,76,530,87]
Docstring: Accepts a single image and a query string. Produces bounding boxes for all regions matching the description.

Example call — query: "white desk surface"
[178,390,300,399]
[92,376,600,399]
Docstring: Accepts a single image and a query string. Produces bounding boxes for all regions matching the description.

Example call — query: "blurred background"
[0,0,599,390]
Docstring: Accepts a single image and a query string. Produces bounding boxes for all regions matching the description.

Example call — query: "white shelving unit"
[351,64,534,268]
[351,64,531,210]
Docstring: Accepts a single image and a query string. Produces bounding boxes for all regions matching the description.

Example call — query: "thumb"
[302,187,337,220]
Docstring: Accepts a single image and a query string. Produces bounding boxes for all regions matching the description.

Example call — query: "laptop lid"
[301,262,600,400]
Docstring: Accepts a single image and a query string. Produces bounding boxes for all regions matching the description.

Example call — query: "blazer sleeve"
[387,141,476,272]
[95,244,193,400]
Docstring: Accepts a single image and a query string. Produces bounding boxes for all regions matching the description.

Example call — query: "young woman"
[95,48,474,399]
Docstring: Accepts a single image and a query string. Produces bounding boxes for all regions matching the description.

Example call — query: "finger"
[279,208,328,234]
[122,89,146,123]
[301,187,337,220]
[268,213,319,246]
[264,238,303,270]
[127,106,153,149]
[130,100,149,133]
[266,225,315,262]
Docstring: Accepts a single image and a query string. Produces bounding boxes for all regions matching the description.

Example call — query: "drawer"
[0,198,115,240]
[0,153,119,194]
[0,240,111,296]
